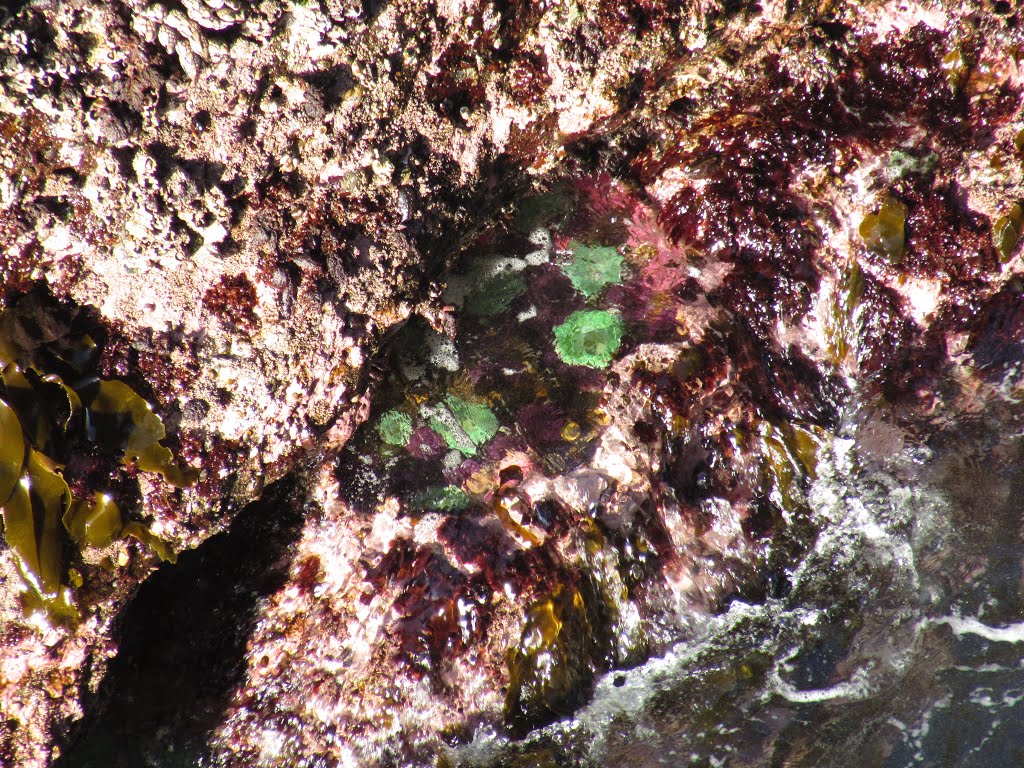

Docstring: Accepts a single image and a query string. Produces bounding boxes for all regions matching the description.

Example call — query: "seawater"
[456,395,1024,767]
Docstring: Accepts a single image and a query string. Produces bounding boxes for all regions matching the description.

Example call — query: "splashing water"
[452,395,1024,766]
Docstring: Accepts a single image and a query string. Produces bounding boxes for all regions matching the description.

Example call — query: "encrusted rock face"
[2,0,1024,765]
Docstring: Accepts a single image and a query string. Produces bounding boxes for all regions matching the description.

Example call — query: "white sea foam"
[770,667,874,704]
[931,615,1024,644]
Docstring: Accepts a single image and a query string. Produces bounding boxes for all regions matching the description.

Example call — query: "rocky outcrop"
[2,0,1023,766]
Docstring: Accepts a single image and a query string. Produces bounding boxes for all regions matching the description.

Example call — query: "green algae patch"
[515,188,572,233]
[886,150,937,180]
[553,310,623,368]
[445,395,499,445]
[859,195,907,262]
[428,408,477,456]
[411,485,469,513]
[561,241,623,297]
[993,203,1023,262]
[83,379,198,488]
[445,257,529,318]
[377,409,413,446]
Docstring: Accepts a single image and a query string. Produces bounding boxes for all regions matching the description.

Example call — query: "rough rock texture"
[2,0,1024,766]
[0,0,700,762]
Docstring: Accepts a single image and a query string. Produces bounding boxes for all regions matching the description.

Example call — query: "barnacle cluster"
[0,292,194,624]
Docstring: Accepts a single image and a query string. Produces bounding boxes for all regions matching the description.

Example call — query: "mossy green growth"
[445,395,499,445]
[377,409,413,446]
[444,257,529,317]
[859,195,907,262]
[886,149,937,179]
[553,310,623,369]
[515,188,572,233]
[411,485,470,513]
[428,410,476,456]
[561,241,623,297]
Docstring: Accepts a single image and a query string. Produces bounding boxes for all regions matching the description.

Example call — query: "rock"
[1,0,1023,766]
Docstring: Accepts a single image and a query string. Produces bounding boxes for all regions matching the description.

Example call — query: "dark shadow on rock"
[55,476,304,768]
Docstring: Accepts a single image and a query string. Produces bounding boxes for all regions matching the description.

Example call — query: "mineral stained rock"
[2,0,1024,766]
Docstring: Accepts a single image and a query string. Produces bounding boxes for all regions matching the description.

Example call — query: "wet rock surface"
[2,0,1024,766]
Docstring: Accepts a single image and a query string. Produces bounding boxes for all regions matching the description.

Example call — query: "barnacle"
[181,0,244,31]
[859,195,907,262]
[560,241,623,298]
[553,310,623,368]
[993,203,1023,262]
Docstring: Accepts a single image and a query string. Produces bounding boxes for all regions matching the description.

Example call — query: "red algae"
[202,274,262,335]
